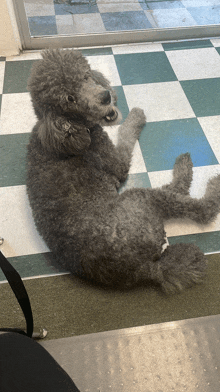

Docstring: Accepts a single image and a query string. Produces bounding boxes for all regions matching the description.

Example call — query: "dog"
[26,49,220,293]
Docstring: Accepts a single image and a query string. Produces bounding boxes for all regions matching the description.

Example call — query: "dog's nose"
[100,90,111,105]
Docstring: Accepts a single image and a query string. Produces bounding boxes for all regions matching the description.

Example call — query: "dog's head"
[28,49,122,155]
[28,49,122,127]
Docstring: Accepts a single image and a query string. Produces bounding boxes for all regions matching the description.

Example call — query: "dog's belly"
[75,188,166,264]
[76,189,167,287]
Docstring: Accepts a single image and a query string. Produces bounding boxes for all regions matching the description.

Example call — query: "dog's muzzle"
[104,109,118,123]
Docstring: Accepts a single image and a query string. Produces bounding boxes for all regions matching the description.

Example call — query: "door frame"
[13,0,220,51]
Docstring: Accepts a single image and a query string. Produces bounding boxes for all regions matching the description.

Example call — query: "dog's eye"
[68,95,75,102]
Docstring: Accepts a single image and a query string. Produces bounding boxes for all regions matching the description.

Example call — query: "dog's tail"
[149,243,207,294]
[81,242,207,293]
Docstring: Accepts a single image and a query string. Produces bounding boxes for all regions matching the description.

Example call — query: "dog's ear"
[90,69,118,104]
[38,114,91,155]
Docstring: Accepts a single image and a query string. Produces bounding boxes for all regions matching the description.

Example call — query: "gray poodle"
[27,49,220,293]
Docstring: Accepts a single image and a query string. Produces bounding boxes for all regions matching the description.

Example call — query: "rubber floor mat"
[41,314,220,391]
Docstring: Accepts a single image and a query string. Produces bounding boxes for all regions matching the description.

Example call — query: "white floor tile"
[87,55,122,86]
[166,48,220,80]
[112,43,164,55]
[129,141,147,174]
[165,215,220,237]
[198,116,220,163]
[211,38,220,47]
[24,2,55,18]
[0,62,5,94]
[56,15,74,35]
[0,185,49,258]
[6,52,42,61]
[0,93,37,135]
[71,14,106,34]
[104,124,119,145]
[190,164,220,198]
[123,82,195,122]
[148,169,173,188]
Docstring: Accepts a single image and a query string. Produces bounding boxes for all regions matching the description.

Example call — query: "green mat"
[1,253,220,341]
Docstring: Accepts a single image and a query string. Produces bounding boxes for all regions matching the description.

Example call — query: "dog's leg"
[150,173,220,225]
[117,107,146,155]
[115,108,146,181]
[161,153,193,195]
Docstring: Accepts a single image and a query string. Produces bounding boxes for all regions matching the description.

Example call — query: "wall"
[0,0,22,57]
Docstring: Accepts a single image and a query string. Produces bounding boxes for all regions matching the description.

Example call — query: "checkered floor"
[1,39,220,281]
[24,0,220,36]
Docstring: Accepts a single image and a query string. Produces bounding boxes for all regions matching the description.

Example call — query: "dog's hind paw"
[174,152,192,167]
[171,153,193,194]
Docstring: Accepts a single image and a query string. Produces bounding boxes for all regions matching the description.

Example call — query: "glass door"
[13,0,220,50]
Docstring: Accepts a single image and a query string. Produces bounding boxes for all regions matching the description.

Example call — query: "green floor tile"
[119,172,151,194]
[3,60,35,94]
[139,118,218,171]
[181,78,220,117]
[163,39,213,51]
[0,252,65,282]
[114,52,177,85]
[0,133,30,187]
[114,85,129,119]
[168,231,220,254]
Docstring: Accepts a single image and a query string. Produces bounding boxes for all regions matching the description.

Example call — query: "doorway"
[13,0,220,50]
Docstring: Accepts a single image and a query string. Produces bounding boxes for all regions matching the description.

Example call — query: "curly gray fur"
[27,49,220,293]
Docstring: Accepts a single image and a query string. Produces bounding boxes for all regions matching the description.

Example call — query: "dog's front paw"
[129,107,146,127]
[118,107,146,143]
[126,108,146,139]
